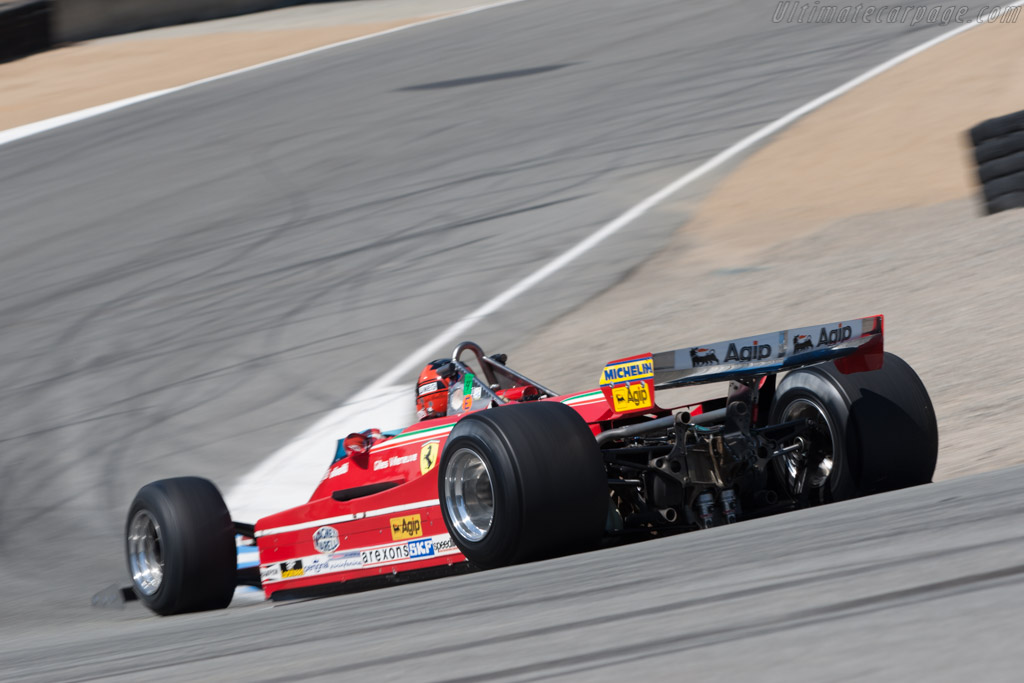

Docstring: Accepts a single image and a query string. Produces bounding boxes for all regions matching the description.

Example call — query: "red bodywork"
[253,315,883,598]
[253,388,635,598]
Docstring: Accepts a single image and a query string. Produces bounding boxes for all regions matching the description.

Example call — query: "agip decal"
[610,382,652,412]
[390,514,423,541]
[723,340,772,362]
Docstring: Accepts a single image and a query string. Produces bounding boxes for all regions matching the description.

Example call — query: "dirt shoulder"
[512,19,1024,482]
[684,20,1024,269]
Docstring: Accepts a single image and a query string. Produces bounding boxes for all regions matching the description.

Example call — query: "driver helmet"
[416,359,451,420]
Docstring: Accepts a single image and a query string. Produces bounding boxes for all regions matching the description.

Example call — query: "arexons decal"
[313,526,340,553]
[360,543,411,565]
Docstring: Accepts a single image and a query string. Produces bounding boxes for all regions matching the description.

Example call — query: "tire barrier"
[0,0,51,62]
[969,110,1024,215]
[51,0,309,43]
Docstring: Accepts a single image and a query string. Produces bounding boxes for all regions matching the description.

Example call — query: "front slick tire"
[125,477,236,615]
[438,401,608,569]
[770,352,938,504]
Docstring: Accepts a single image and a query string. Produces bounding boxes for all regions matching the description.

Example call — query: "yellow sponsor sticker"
[390,514,423,540]
[610,381,653,413]
[280,560,304,579]
[419,441,440,475]
[599,356,654,386]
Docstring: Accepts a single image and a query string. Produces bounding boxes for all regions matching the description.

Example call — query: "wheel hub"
[781,398,837,492]
[443,448,495,542]
[127,509,164,595]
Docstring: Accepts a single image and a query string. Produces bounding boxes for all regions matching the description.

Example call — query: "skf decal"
[280,559,304,579]
[793,334,814,353]
[724,340,772,362]
[312,526,340,554]
[610,382,652,413]
[817,325,853,347]
[408,538,436,559]
[600,356,654,386]
[390,514,423,541]
[689,347,719,366]
[420,441,440,475]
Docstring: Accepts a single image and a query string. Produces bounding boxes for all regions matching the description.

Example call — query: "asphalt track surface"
[5,468,1024,681]
[0,0,1007,677]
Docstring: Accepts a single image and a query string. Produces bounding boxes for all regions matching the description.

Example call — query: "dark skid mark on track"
[399,63,577,90]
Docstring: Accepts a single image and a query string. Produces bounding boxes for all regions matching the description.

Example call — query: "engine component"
[696,491,716,529]
[720,489,739,524]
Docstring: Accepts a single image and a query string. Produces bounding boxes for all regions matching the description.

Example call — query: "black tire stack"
[970,110,1024,215]
[0,1,51,63]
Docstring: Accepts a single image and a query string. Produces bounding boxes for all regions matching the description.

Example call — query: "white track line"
[0,0,533,148]
[223,3,1019,519]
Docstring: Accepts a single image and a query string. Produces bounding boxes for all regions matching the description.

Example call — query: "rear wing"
[597,315,883,413]
[651,315,884,389]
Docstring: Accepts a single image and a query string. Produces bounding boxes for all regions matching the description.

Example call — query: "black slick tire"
[770,352,938,504]
[125,477,236,615]
[437,401,608,568]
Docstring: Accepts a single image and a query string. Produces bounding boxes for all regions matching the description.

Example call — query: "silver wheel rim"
[128,509,164,596]
[781,398,837,493]
[443,448,494,542]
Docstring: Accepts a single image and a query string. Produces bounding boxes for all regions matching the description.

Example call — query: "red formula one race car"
[124,315,937,615]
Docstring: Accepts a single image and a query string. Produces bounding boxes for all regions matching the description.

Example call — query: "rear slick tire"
[125,477,236,615]
[437,401,608,569]
[770,352,938,504]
